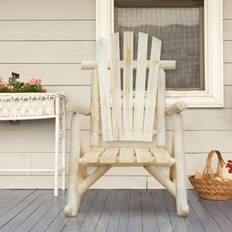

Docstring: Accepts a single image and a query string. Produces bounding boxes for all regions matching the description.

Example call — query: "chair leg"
[172,113,189,216]
[175,159,189,216]
[64,113,82,217]
[64,175,83,217]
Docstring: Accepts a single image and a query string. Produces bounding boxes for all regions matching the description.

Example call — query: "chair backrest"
[93,31,167,144]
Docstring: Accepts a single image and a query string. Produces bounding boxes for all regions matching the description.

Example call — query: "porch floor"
[0,189,231,232]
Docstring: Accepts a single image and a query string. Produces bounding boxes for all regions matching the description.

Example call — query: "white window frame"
[96,0,223,108]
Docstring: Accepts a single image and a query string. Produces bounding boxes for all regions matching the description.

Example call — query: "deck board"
[151,190,173,232]
[188,191,222,232]
[164,190,188,232]
[116,189,131,232]
[141,190,159,232]
[0,189,230,232]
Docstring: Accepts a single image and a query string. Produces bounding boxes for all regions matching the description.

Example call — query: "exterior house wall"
[0,0,231,189]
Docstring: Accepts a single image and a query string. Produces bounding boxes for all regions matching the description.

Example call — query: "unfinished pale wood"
[64,113,82,217]
[90,71,100,147]
[99,147,119,164]
[118,148,135,163]
[111,33,122,140]
[96,37,113,141]
[123,32,134,140]
[81,60,176,71]
[80,147,105,164]
[143,37,161,141]
[172,113,189,216]
[66,32,188,217]
[166,102,187,116]
[66,103,90,116]
[133,33,148,140]
[150,147,175,166]
[157,69,166,147]
[135,148,154,163]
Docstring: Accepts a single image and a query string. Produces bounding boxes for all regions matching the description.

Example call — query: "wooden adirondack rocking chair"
[64,32,189,217]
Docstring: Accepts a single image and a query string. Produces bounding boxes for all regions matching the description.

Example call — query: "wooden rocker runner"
[64,32,189,217]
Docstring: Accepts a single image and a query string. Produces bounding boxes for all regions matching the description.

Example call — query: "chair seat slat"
[118,147,135,163]
[99,147,119,163]
[135,148,154,163]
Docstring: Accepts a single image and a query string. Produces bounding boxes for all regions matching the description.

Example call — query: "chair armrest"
[165,102,187,116]
[66,103,91,116]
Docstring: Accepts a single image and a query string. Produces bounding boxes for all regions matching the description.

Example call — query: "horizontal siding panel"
[224,86,232,108]
[0,130,90,153]
[0,0,95,20]
[0,153,31,175]
[224,63,232,85]
[224,0,232,19]
[45,85,91,106]
[182,108,232,130]
[0,21,95,41]
[224,20,232,40]
[0,64,92,85]
[184,130,232,153]
[0,41,95,63]
[224,41,232,62]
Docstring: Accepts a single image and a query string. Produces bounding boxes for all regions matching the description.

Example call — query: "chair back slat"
[111,33,123,140]
[143,37,162,141]
[133,33,148,140]
[122,32,134,140]
[96,37,113,140]
[157,68,166,147]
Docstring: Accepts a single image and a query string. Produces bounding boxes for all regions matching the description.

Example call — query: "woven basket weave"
[189,150,232,200]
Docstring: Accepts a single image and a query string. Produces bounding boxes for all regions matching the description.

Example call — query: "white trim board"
[96,0,224,108]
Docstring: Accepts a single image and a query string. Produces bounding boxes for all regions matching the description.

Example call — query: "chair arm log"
[166,102,186,116]
[66,103,91,116]
[81,60,176,71]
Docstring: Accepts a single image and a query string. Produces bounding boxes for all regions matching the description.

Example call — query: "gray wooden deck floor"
[0,190,231,232]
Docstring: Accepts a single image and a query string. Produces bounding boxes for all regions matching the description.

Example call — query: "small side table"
[0,93,66,196]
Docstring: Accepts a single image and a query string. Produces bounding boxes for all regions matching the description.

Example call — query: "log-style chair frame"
[64,32,189,217]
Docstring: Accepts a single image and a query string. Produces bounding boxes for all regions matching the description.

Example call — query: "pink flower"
[28,78,42,85]
[0,77,7,86]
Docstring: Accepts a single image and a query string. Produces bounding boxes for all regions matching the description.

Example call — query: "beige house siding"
[0,0,231,189]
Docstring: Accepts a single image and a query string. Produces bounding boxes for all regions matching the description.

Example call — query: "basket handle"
[202,150,225,180]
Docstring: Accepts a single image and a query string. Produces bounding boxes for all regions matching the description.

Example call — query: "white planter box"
[0,93,63,120]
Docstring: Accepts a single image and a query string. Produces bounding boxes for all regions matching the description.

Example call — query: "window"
[96,0,223,107]
[114,0,204,91]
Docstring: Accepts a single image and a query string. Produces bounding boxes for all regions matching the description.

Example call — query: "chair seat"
[79,147,175,167]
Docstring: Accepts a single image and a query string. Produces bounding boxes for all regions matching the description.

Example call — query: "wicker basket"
[189,150,232,200]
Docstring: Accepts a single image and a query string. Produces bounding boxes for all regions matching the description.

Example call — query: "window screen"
[114,0,204,90]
